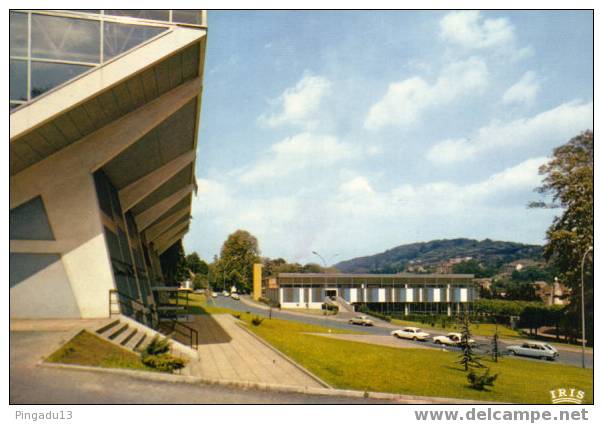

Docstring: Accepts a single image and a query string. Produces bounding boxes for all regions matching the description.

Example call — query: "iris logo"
[550,388,585,404]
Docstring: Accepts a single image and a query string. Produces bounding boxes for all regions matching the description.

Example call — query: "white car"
[222,290,230,297]
[230,293,240,300]
[507,342,559,361]
[348,316,374,326]
[211,292,218,298]
[433,332,476,346]
[391,327,430,341]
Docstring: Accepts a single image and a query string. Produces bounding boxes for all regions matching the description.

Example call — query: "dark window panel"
[10,12,28,57]
[104,10,170,22]
[10,196,55,240]
[103,21,167,61]
[10,60,28,102]
[30,61,92,99]
[31,14,100,63]
[172,10,202,25]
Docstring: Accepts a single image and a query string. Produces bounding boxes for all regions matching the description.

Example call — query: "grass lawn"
[241,316,592,404]
[391,319,522,338]
[180,293,592,403]
[45,330,151,371]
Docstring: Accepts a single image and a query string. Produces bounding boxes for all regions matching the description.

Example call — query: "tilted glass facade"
[9,10,205,110]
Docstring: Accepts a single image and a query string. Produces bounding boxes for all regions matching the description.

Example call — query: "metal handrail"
[109,288,198,350]
[109,289,159,329]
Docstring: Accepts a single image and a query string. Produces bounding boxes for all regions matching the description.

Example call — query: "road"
[10,331,393,404]
[213,295,593,368]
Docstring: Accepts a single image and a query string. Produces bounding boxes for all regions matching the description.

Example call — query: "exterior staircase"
[94,313,199,360]
[334,295,356,313]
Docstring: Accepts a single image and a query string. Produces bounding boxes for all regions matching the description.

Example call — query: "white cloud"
[259,74,332,129]
[427,101,593,164]
[440,11,514,49]
[339,176,374,195]
[439,11,532,61]
[238,132,358,184]
[503,71,541,105]
[364,57,488,130]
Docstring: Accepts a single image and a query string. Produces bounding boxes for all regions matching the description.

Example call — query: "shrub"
[143,336,170,356]
[467,368,498,391]
[142,354,186,372]
[251,316,264,326]
[232,313,241,320]
[141,336,187,373]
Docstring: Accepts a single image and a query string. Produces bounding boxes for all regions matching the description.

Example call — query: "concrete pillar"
[253,263,263,301]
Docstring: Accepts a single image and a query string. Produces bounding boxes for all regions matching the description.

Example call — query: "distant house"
[534,280,570,306]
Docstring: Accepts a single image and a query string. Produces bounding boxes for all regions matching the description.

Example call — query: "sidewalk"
[184,314,325,388]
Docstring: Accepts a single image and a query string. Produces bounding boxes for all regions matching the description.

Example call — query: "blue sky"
[185,10,593,265]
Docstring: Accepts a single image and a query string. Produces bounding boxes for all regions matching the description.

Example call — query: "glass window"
[104,10,170,22]
[172,10,202,25]
[10,12,28,57]
[103,21,166,61]
[10,60,28,102]
[31,14,100,63]
[31,61,92,98]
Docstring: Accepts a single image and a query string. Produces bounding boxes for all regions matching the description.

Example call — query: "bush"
[142,354,186,372]
[140,336,187,373]
[251,316,264,326]
[467,368,498,391]
[143,336,170,356]
[232,313,241,320]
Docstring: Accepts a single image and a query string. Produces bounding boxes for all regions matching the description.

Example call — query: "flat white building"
[263,273,478,316]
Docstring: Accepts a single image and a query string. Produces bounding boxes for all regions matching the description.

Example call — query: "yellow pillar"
[253,263,263,300]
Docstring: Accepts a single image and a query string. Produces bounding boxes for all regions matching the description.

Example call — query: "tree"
[185,252,208,276]
[457,313,484,371]
[215,230,260,292]
[530,130,594,345]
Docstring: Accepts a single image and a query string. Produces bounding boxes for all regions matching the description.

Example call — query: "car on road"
[348,316,374,326]
[231,293,240,300]
[391,327,430,341]
[433,332,476,346]
[211,292,218,298]
[222,291,230,297]
[506,342,559,361]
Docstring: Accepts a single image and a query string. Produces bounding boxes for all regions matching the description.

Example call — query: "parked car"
[222,290,230,297]
[348,316,374,326]
[211,292,218,298]
[507,342,559,361]
[391,327,430,341]
[433,332,476,346]
[231,293,240,300]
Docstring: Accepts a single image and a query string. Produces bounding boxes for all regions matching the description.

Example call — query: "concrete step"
[115,328,137,346]
[132,333,150,352]
[95,319,120,336]
[108,323,129,340]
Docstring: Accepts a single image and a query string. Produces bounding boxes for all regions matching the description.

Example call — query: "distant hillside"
[334,238,543,274]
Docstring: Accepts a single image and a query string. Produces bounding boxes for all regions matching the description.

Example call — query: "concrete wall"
[10,164,116,318]
[10,253,81,318]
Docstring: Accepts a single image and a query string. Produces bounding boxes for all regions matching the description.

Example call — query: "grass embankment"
[245,319,592,403]
[46,330,151,371]
[390,319,521,338]
[184,293,592,403]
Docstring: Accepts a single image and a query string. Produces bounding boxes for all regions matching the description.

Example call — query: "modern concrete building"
[261,273,478,316]
[10,10,207,322]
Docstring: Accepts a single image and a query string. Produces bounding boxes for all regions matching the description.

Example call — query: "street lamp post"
[580,245,593,369]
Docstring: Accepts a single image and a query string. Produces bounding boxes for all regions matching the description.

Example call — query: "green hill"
[333,238,543,274]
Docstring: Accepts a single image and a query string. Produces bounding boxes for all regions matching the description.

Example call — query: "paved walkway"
[184,314,324,388]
